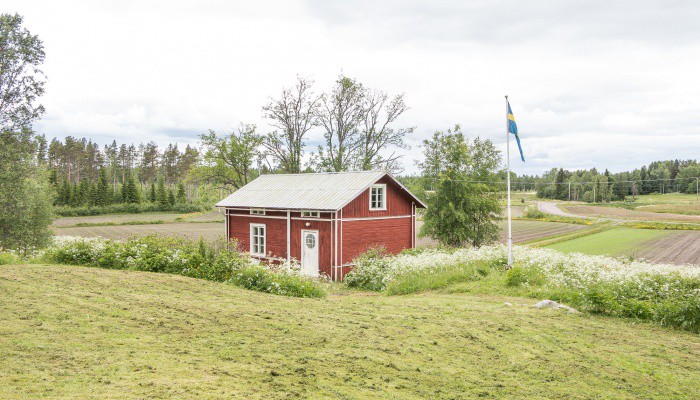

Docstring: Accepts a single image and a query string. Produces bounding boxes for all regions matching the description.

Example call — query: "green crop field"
[545,228,670,258]
[2,264,700,399]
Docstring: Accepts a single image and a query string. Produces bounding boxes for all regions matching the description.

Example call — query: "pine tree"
[168,189,175,206]
[122,173,140,204]
[149,182,156,203]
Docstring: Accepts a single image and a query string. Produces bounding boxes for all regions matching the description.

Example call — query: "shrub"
[386,262,485,295]
[345,247,391,291]
[229,266,326,298]
[505,266,546,287]
[523,206,546,219]
[42,236,326,298]
[0,251,21,265]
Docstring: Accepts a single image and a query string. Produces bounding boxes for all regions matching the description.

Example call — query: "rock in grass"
[504,302,513,307]
[533,300,578,313]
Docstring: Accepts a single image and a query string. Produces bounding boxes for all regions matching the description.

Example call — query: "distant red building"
[216,171,426,280]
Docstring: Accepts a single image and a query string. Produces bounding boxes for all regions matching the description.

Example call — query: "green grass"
[622,221,700,231]
[2,264,700,399]
[544,227,670,257]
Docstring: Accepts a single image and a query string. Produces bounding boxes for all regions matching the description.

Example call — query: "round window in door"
[305,233,316,249]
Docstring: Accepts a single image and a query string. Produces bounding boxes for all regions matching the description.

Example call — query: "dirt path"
[537,202,583,218]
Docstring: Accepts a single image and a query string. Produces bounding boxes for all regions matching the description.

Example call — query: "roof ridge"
[258,170,386,177]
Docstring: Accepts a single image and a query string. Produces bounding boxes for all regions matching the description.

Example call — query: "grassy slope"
[2,265,700,399]
[544,228,670,257]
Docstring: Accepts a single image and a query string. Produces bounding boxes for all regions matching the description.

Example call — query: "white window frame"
[301,210,320,218]
[250,223,266,256]
[369,184,387,211]
[250,209,266,215]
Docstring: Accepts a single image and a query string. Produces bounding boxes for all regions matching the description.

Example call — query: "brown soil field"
[416,220,589,247]
[52,212,185,227]
[636,231,700,265]
[54,222,224,242]
[562,205,700,223]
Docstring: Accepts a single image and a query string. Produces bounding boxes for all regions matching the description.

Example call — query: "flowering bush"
[43,235,326,298]
[230,266,326,298]
[345,245,700,332]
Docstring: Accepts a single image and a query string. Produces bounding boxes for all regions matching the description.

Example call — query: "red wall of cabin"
[227,210,335,277]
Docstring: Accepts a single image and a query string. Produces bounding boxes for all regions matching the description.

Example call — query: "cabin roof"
[215,170,426,211]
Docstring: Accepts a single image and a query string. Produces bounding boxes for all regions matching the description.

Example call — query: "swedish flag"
[507,101,524,162]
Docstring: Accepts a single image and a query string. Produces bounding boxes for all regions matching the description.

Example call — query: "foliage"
[230,265,326,298]
[53,202,206,217]
[518,206,594,225]
[0,15,53,255]
[344,246,391,291]
[41,235,326,298]
[195,125,264,189]
[622,221,700,231]
[418,126,502,247]
[0,251,21,265]
[344,244,700,332]
[0,13,45,131]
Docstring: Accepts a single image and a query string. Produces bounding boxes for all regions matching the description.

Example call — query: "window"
[301,210,319,218]
[370,184,386,210]
[250,209,265,215]
[250,224,266,256]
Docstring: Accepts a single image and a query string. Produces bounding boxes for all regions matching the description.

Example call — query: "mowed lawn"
[2,265,700,399]
[545,228,670,258]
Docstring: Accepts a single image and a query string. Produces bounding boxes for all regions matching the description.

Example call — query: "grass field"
[636,204,700,215]
[545,228,671,259]
[2,264,700,399]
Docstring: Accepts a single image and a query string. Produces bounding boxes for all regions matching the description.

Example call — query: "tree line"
[534,159,700,202]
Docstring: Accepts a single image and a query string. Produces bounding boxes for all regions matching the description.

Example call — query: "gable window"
[250,224,266,256]
[370,184,386,210]
[301,210,320,218]
[250,209,265,215]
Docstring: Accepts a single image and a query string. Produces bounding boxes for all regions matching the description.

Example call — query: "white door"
[301,230,319,276]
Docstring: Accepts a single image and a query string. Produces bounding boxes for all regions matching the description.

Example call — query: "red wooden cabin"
[215,171,426,280]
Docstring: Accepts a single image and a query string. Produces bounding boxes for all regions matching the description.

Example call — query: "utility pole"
[697,178,699,203]
[593,185,596,203]
[568,181,571,202]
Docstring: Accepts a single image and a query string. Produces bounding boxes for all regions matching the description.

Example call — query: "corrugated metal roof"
[215,170,426,210]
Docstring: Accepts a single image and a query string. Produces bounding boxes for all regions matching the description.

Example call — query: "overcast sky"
[6,0,700,175]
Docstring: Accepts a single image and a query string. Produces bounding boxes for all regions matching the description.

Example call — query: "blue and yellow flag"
[507,101,525,162]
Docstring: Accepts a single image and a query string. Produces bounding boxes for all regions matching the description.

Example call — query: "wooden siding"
[341,175,413,218]
[338,217,413,278]
[228,212,335,278]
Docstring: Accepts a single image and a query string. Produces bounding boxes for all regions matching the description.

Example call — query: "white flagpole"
[505,95,513,268]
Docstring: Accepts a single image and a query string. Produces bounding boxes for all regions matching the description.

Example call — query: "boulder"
[533,300,577,313]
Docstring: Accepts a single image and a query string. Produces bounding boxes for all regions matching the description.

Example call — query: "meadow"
[2,263,700,399]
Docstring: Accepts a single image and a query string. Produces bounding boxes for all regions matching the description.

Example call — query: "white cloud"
[5,0,700,176]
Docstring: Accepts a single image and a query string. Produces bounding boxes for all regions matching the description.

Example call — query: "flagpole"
[505,95,513,268]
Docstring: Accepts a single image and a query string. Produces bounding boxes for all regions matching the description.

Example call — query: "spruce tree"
[168,189,176,206]
[95,168,111,206]
[149,182,156,203]
[176,182,186,204]
[156,177,169,210]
